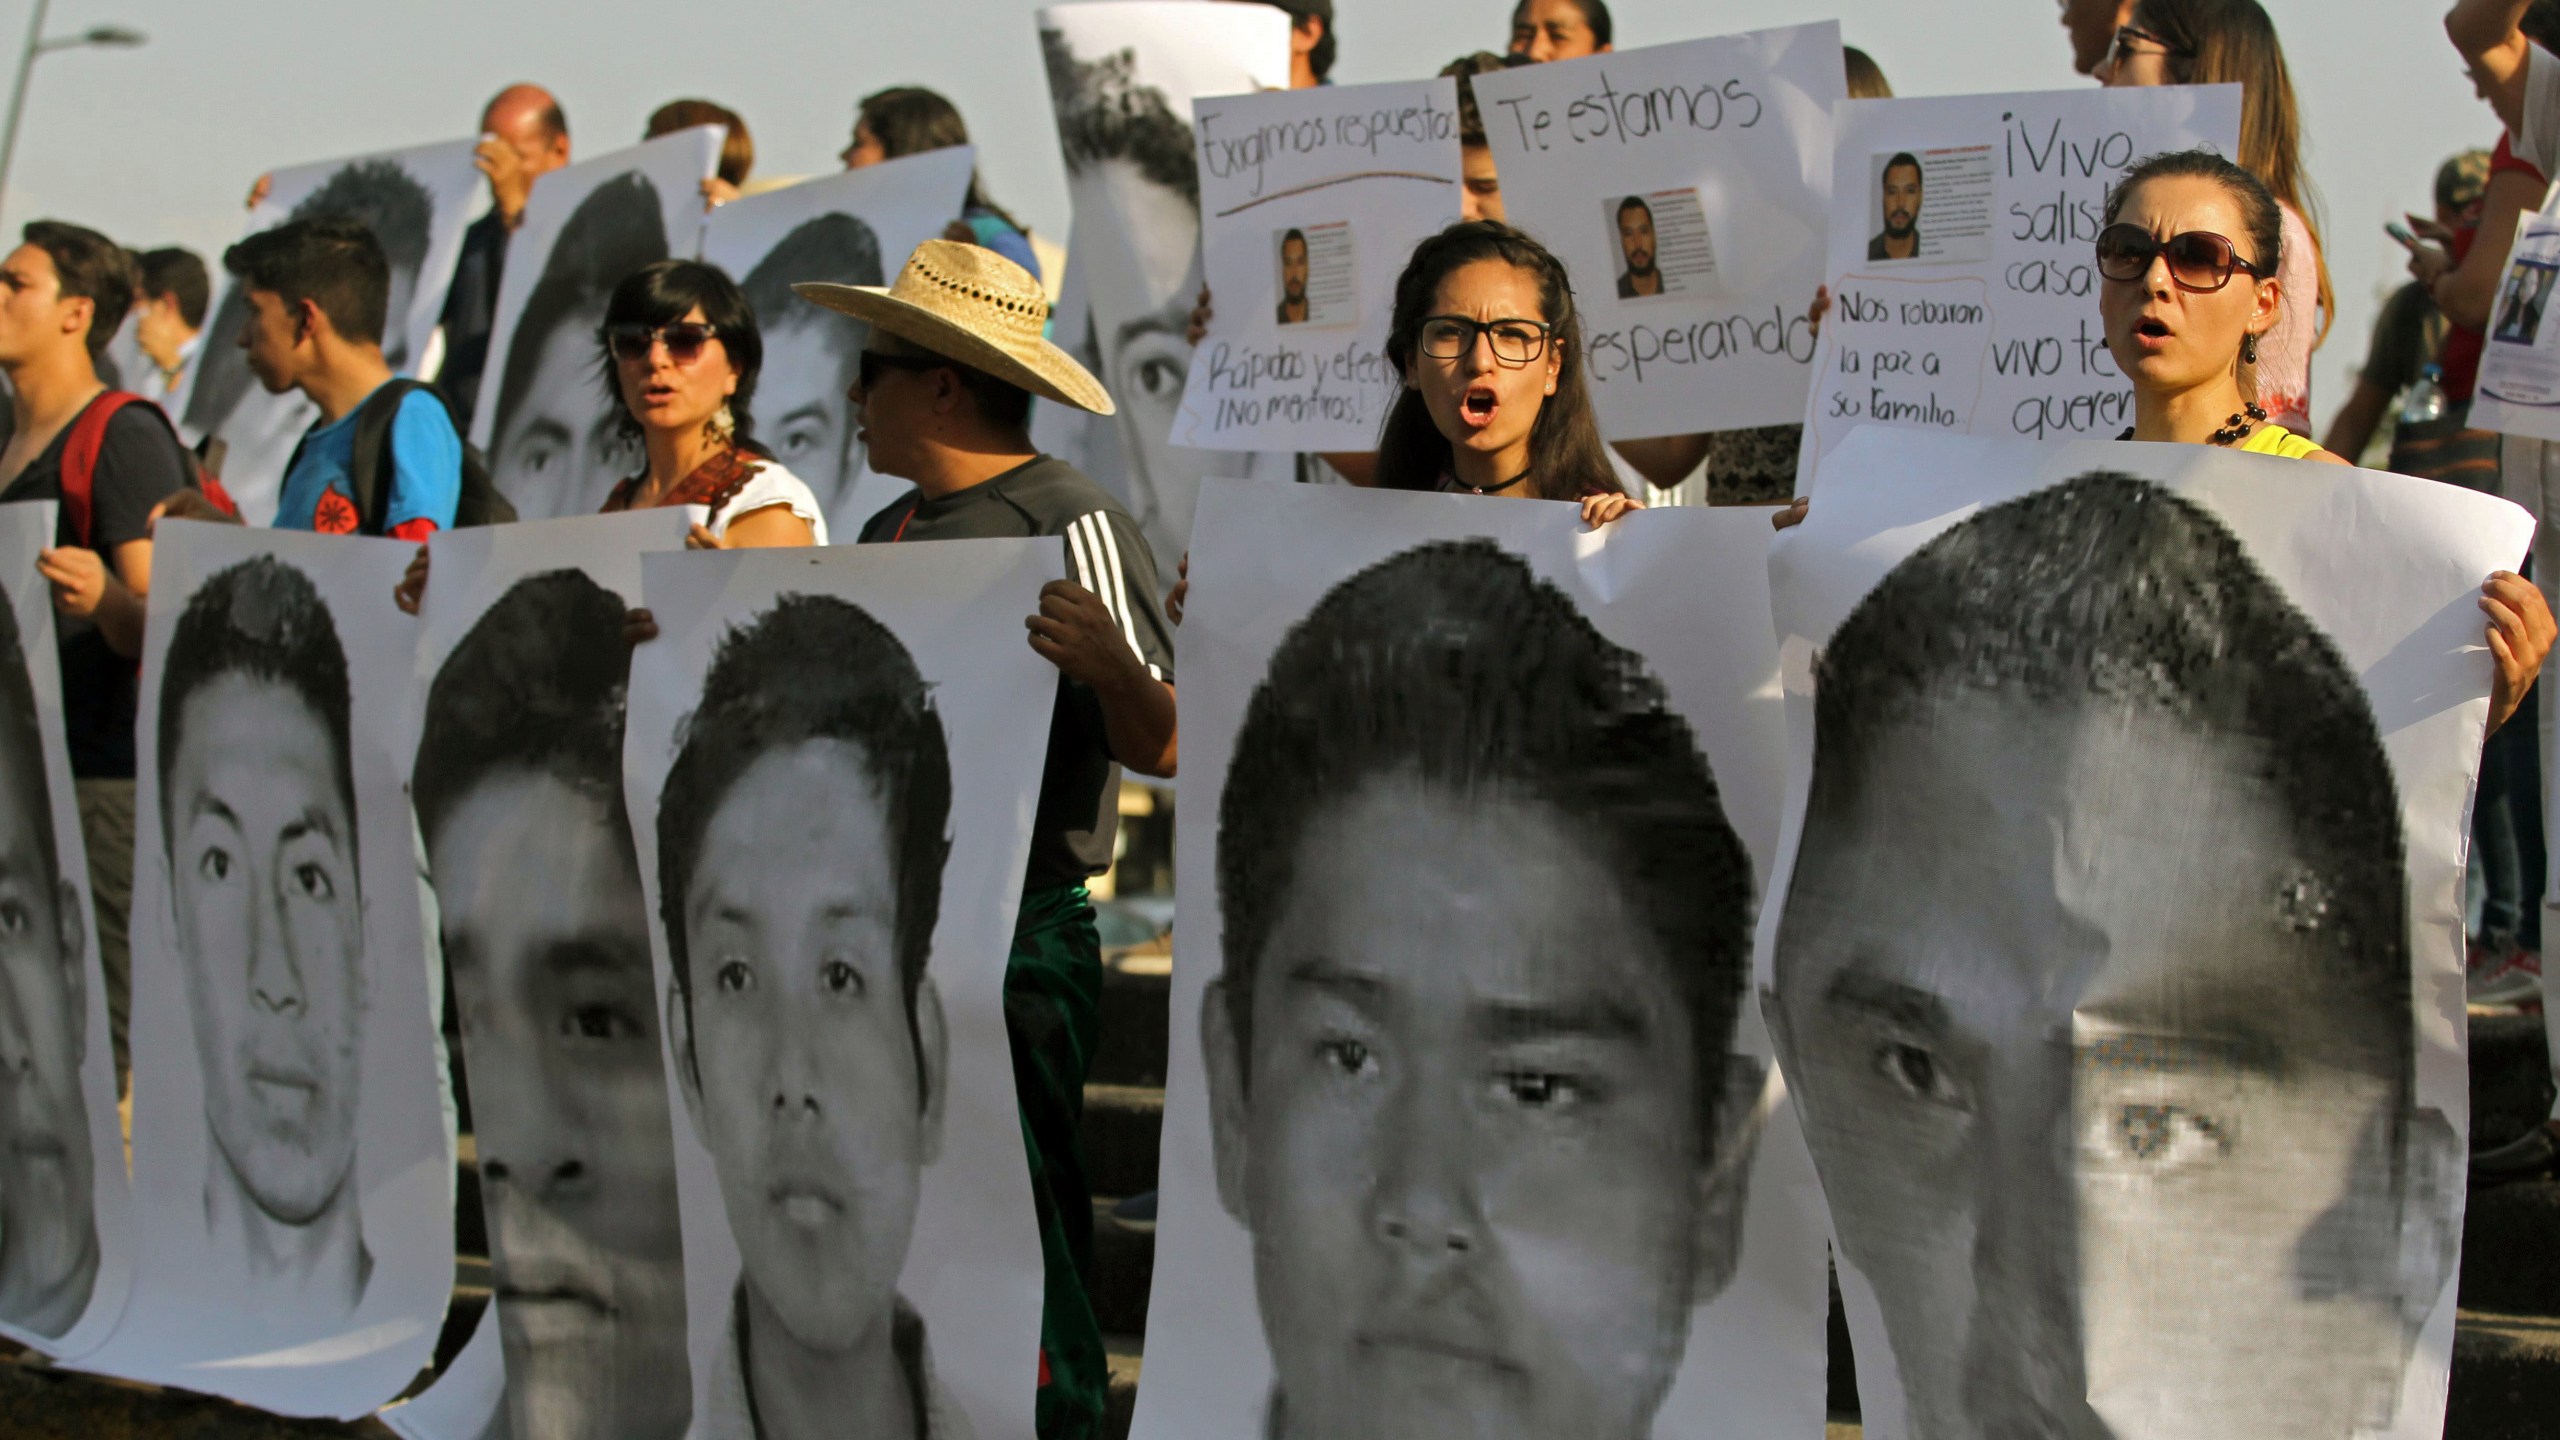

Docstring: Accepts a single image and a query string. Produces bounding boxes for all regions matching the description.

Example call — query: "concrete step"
[2472,1013,2555,1149]
[0,1348,395,1436]
[2462,1179,2560,1317]
[2449,1310,2560,1439]
[1081,1083,1164,1202]
[1104,1333,1142,1440]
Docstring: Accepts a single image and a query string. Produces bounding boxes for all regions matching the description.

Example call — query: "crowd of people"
[5,0,2560,1434]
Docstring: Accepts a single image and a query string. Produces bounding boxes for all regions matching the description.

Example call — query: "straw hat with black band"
[794,239,1116,416]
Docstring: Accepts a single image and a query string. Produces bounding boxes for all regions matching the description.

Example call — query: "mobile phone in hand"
[2386,220,2421,250]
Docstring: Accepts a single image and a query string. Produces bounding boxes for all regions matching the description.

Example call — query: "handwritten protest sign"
[1174,78,1463,452]
[2469,205,2560,442]
[1469,23,1843,439]
[1799,84,2242,488]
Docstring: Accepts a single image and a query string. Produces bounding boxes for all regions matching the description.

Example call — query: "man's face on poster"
[495,313,627,522]
[1075,156,1213,569]
[0,731,95,1334]
[677,739,941,1355]
[434,769,687,1440]
[1617,204,1655,277]
[755,318,861,517]
[1281,236,1310,308]
[1207,774,1728,1440]
[1772,688,2435,1440]
[381,260,421,373]
[1882,164,1923,240]
[168,674,366,1229]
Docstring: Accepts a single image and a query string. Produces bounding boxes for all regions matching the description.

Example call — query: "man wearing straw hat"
[798,239,1175,1440]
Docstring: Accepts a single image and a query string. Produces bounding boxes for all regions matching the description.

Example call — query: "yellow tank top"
[2237,424,2326,460]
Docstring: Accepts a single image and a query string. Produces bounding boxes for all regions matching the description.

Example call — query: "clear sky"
[0,0,2493,434]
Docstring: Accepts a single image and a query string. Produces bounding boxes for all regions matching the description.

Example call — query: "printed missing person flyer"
[1796,83,2243,491]
[2471,204,2560,443]
[1173,76,1465,453]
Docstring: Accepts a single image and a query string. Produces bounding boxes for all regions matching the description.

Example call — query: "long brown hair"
[1377,221,1618,501]
[857,86,1029,240]
[2134,0,2331,347]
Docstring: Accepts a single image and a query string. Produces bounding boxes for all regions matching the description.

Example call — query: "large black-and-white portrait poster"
[1133,481,1832,1440]
[172,139,485,525]
[0,500,133,1360]
[73,521,452,1416]
[699,148,976,542]
[623,540,1061,1439]
[382,509,695,1440]
[1759,427,2527,1440]
[471,129,724,524]
[1037,0,1292,578]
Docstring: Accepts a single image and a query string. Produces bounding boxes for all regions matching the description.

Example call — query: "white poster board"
[75,521,452,1417]
[624,541,1059,1439]
[472,129,725,522]
[1797,85,2243,488]
[171,140,485,525]
[1760,427,2519,1440]
[0,500,134,1361]
[1174,79,1463,453]
[1038,0,1293,576]
[2468,204,2560,442]
[385,509,696,1440]
[699,148,977,538]
[1469,24,1844,440]
[1130,481,1830,1440]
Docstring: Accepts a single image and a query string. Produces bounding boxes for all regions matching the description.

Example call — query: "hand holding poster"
[1797,85,2242,488]
[1173,79,1463,452]
[75,521,452,1418]
[1129,481,1830,1440]
[472,128,725,522]
[2466,204,2560,441]
[1468,24,1844,439]
[1762,427,2517,1440]
[0,501,133,1362]
[699,148,977,536]
[173,140,485,524]
[624,541,1061,1440]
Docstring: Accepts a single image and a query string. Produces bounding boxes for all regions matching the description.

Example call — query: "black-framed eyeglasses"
[856,349,949,393]
[1417,314,1552,363]
[606,321,721,364]
[2110,23,2190,69]
[2094,223,2268,292]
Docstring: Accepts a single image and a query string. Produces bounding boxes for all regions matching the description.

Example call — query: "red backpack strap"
[59,392,146,550]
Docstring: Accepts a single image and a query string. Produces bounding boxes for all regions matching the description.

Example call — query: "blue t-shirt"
[964,207,1042,284]
[275,384,462,534]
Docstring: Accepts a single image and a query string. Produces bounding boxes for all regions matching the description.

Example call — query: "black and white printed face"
[494,312,627,521]
[167,674,367,1236]
[432,768,687,1440]
[0,725,95,1338]
[754,319,860,513]
[1773,688,2421,1440]
[680,739,930,1357]
[1223,773,1713,1440]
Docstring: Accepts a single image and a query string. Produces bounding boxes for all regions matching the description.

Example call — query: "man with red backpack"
[0,220,206,1083]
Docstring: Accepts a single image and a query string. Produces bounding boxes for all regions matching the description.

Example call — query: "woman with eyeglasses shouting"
[2102,0,2330,438]
[1378,221,1638,525]
[397,259,819,615]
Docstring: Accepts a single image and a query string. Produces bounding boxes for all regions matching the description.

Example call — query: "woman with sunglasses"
[1377,220,1637,523]
[591,259,823,547]
[2103,0,2329,436]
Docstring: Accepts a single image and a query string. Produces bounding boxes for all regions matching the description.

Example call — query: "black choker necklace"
[2208,401,2269,446]
[1454,467,1532,495]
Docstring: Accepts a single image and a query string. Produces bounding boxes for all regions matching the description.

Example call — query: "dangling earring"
[2240,331,2259,365]
[704,403,737,447]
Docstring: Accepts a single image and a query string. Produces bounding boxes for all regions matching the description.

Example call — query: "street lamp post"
[0,0,145,213]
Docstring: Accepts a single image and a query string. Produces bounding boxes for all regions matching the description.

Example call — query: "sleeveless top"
[600,447,829,543]
[2237,423,2326,460]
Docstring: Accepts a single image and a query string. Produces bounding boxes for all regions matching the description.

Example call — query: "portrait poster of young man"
[1762,427,2523,1440]
[622,539,1065,1440]
[0,499,133,1362]
[1124,480,1830,1440]
[75,521,453,1418]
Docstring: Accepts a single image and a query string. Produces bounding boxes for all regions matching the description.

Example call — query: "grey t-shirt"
[859,455,1175,891]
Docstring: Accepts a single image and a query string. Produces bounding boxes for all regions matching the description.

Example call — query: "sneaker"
[2469,944,2544,1007]
[1109,1190,1158,1234]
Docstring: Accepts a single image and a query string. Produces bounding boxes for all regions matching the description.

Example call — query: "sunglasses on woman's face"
[2094,223,2268,292]
[606,321,720,364]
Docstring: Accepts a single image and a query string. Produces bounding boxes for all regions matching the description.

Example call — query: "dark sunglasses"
[856,349,947,392]
[2094,223,2268,292]
[606,321,721,364]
